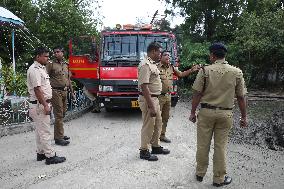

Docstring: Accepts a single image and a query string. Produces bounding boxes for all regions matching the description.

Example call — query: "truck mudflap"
[99,96,139,111]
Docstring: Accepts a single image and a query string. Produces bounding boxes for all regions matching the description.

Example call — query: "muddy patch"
[230,100,284,150]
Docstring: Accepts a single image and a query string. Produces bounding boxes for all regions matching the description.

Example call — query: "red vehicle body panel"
[99,67,137,80]
[69,56,99,79]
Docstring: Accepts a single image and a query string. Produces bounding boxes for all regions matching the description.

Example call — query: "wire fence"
[0,89,91,126]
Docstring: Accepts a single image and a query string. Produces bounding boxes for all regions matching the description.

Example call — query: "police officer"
[46,46,75,146]
[189,43,247,187]
[27,47,66,165]
[158,50,199,143]
[138,42,171,161]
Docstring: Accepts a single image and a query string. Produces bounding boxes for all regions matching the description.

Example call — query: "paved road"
[0,102,283,189]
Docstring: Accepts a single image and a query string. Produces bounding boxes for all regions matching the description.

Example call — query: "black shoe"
[140,150,158,161]
[160,137,171,143]
[37,153,47,161]
[55,139,70,146]
[213,176,232,187]
[45,154,66,165]
[91,109,101,113]
[151,146,170,154]
[196,175,203,182]
[63,136,70,140]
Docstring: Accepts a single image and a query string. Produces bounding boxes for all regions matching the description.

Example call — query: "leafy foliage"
[232,0,284,86]
[0,64,27,96]
[164,0,246,42]
[179,39,210,70]
[0,0,100,67]
[164,0,284,88]
[0,0,101,96]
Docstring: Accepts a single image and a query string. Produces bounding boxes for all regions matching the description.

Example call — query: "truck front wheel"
[105,107,114,112]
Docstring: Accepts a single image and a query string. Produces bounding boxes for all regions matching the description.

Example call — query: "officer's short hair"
[209,42,227,59]
[53,45,64,52]
[147,42,162,53]
[161,50,170,57]
[34,46,50,58]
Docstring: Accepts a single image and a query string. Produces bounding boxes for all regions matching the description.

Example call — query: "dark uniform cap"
[209,43,227,52]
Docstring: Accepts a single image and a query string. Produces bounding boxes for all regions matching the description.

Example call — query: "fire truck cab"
[69,24,179,112]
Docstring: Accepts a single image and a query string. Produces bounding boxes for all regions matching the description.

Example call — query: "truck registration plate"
[131,100,139,108]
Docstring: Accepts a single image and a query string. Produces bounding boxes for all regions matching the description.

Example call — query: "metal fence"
[0,90,91,126]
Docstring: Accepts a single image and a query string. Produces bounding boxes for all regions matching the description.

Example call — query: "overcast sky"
[96,0,184,30]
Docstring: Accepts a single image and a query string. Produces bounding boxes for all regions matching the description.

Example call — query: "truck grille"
[117,85,138,92]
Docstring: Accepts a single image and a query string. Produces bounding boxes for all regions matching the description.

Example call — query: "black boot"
[160,136,171,143]
[55,139,70,146]
[151,146,170,154]
[213,176,232,187]
[63,136,70,140]
[140,150,158,161]
[37,153,47,161]
[196,175,203,182]
[45,153,66,165]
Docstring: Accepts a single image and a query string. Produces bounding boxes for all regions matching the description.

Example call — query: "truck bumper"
[99,94,179,110]
[99,96,139,110]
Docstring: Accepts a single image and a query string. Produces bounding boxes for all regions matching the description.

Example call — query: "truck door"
[69,36,100,93]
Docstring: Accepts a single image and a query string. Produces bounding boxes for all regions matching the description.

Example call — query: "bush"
[0,65,27,97]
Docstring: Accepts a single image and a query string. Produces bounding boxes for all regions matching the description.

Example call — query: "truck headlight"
[101,86,113,92]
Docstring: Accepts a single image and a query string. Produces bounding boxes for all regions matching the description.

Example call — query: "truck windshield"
[103,35,137,61]
[102,34,176,66]
[138,35,175,65]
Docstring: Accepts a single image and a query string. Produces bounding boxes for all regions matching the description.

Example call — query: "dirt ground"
[0,101,283,189]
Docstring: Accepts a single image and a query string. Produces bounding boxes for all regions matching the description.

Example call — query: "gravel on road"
[0,101,283,189]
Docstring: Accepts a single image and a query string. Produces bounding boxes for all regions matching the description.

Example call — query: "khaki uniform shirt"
[157,63,182,93]
[138,56,162,95]
[192,59,247,108]
[45,59,70,88]
[27,61,52,101]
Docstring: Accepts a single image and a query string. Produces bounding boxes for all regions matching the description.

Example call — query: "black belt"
[52,86,67,91]
[201,103,232,110]
[160,92,171,96]
[139,92,159,97]
[30,99,51,104]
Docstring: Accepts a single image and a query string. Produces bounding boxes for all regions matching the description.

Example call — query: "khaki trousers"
[158,95,171,138]
[29,103,54,158]
[196,108,233,184]
[51,89,67,140]
[138,96,162,150]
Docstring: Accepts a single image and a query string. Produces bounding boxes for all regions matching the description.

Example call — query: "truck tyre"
[105,107,114,112]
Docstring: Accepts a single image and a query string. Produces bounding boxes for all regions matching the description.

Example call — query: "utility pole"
[150,10,158,24]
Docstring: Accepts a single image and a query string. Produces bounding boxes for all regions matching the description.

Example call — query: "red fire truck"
[69,24,179,112]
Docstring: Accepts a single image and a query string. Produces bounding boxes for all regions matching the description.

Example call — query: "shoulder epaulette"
[33,64,40,69]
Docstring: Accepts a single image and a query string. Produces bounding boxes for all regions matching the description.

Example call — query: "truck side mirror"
[91,42,98,61]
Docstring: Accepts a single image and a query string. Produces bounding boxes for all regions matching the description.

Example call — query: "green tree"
[163,0,246,42]
[163,0,284,88]
[0,0,100,62]
[0,0,101,96]
[153,19,172,31]
[233,0,284,87]
[30,0,100,48]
